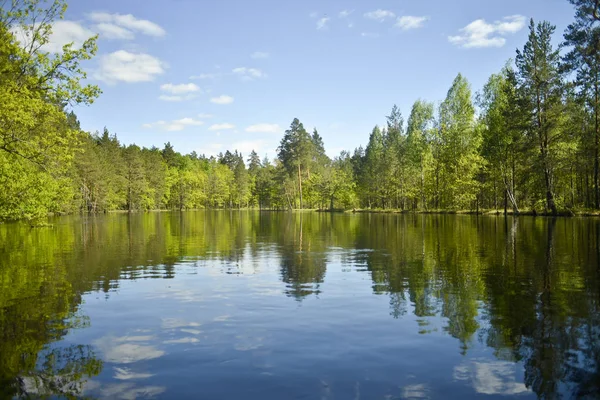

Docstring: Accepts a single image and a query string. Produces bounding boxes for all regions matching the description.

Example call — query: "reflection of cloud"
[113,367,153,380]
[90,382,166,400]
[402,383,429,399]
[118,336,154,342]
[94,336,164,364]
[163,337,199,344]
[234,334,264,351]
[161,318,201,329]
[181,329,202,335]
[214,315,231,322]
[147,287,205,303]
[453,360,530,395]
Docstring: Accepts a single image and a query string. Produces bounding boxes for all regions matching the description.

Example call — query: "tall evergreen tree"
[278,118,313,209]
[516,19,564,214]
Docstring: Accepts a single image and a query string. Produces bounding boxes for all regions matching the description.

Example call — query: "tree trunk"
[297,164,303,210]
[595,87,599,208]
[544,165,557,215]
[420,158,426,211]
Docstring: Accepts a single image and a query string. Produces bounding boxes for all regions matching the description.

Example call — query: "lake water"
[1,212,599,399]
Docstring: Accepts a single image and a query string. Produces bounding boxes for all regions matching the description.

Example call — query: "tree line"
[2,0,600,220]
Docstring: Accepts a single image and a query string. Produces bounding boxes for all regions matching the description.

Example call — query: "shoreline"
[317,208,600,218]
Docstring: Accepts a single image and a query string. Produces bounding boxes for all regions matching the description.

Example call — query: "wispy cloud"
[317,17,331,30]
[208,123,236,131]
[396,16,429,30]
[158,95,196,102]
[448,15,526,48]
[189,73,220,80]
[198,113,214,119]
[364,9,396,22]
[251,51,269,59]
[143,118,204,132]
[210,95,234,105]
[339,10,353,18]
[94,22,134,40]
[232,67,267,81]
[160,83,200,94]
[95,50,165,83]
[245,123,281,134]
[88,12,166,39]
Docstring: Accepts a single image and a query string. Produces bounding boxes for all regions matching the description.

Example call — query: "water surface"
[1,212,599,399]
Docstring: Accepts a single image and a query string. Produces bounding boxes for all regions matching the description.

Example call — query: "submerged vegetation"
[3,0,600,220]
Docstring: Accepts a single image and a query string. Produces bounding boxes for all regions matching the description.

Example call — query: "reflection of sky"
[85,381,166,400]
[454,359,530,395]
[67,249,536,399]
[93,336,165,364]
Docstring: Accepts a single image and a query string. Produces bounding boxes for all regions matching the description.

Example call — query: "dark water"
[1,212,599,399]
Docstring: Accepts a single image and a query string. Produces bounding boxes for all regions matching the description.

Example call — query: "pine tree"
[516,19,564,214]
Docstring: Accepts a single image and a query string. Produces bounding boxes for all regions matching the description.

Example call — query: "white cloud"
[245,123,281,134]
[158,94,196,102]
[317,17,330,30]
[189,73,220,80]
[396,16,429,30]
[94,22,135,39]
[11,20,95,53]
[208,123,235,131]
[251,51,269,59]
[88,12,165,37]
[448,15,526,48]
[339,10,353,18]
[495,15,528,34]
[160,83,200,94]
[361,32,380,38]
[364,9,396,22]
[95,50,165,83]
[210,95,234,105]
[232,67,267,81]
[158,87,198,100]
[198,113,214,119]
[143,118,204,132]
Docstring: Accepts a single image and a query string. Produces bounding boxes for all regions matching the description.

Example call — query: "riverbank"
[318,208,600,217]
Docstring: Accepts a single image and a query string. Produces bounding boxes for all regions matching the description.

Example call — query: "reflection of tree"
[278,213,327,300]
[14,345,102,399]
[0,256,102,398]
[348,214,600,397]
[1,211,600,399]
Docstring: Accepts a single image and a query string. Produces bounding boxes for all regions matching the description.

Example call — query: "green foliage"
[3,0,600,219]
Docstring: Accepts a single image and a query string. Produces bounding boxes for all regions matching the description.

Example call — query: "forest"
[2,0,600,221]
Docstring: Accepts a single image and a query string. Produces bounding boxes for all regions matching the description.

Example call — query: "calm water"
[1,212,599,399]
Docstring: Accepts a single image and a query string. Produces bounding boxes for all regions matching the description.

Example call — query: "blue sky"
[51,0,576,159]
